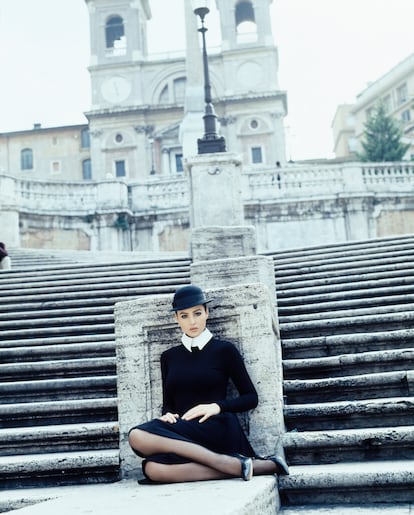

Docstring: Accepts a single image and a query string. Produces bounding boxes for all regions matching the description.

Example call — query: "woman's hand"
[182,403,221,423]
[159,412,179,424]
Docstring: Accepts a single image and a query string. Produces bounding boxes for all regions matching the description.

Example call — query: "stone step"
[284,370,414,403]
[278,285,414,309]
[283,426,414,465]
[0,449,120,489]
[0,261,191,284]
[278,276,414,301]
[0,277,188,296]
[0,397,117,428]
[282,329,414,359]
[0,305,114,322]
[0,270,190,291]
[280,505,414,514]
[0,313,114,331]
[0,341,115,362]
[0,284,185,306]
[278,460,414,504]
[0,334,114,350]
[0,322,114,341]
[0,422,119,456]
[272,250,414,280]
[268,234,414,262]
[278,293,414,315]
[0,357,115,380]
[283,348,414,379]
[284,347,414,380]
[280,311,414,338]
[277,266,414,290]
[0,375,116,403]
[275,260,412,284]
[284,397,414,431]
[279,303,414,323]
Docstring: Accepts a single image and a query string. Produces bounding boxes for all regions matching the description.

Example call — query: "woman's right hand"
[159,412,179,424]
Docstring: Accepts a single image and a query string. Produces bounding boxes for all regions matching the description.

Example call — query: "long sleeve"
[215,342,258,413]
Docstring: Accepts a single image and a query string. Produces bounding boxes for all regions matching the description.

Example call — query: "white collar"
[181,328,213,352]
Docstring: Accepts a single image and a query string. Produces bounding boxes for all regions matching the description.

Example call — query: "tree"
[358,102,409,162]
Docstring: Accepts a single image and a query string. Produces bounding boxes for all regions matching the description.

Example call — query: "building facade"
[333,53,414,160]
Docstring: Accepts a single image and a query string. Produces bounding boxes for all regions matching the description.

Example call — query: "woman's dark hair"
[0,242,8,259]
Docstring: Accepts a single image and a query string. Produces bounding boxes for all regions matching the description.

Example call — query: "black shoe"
[265,454,289,476]
[233,453,253,481]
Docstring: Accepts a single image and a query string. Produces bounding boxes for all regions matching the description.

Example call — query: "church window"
[82,159,92,180]
[251,146,263,164]
[159,77,187,104]
[115,159,126,177]
[81,128,90,148]
[21,148,33,170]
[115,133,123,143]
[250,119,259,130]
[235,2,258,43]
[175,153,183,173]
[106,16,126,55]
[173,78,186,103]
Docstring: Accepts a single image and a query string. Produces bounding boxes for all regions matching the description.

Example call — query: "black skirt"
[130,412,256,467]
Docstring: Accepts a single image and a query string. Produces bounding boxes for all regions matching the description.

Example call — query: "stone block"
[191,225,257,261]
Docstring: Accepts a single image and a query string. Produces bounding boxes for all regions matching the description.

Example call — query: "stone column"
[115,283,285,478]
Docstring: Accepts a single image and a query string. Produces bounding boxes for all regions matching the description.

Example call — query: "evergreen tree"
[358,102,409,162]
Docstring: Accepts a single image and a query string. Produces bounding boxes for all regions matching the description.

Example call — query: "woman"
[0,242,11,270]
[128,285,289,484]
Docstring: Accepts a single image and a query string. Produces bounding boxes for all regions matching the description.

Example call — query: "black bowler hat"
[171,285,212,311]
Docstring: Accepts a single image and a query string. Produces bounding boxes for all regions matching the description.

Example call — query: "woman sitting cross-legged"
[128,285,289,484]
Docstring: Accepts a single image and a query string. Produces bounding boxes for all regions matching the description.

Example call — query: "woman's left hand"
[181,403,221,423]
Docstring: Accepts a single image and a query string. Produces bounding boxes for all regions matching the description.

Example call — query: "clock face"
[101,76,131,103]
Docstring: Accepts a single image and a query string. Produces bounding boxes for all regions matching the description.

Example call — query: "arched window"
[21,148,33,170]
[158,77,187,104]
[82,159,92,180]
[106,16,126,55]
[235,1,258,43]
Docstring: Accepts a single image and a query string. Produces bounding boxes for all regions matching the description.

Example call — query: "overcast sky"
[0,0,413,160]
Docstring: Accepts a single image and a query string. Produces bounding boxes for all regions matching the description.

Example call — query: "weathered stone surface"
[191,225,256,261]
[114,283,285,478]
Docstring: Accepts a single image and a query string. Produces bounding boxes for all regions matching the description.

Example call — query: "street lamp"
[192,0,226,154]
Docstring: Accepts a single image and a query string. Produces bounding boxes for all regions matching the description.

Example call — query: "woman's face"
[175,304,209,338]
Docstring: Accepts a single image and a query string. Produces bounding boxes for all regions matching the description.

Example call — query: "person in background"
[0,242,11,270]
[128,285,289,484]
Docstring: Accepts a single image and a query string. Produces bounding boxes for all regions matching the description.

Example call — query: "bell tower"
[211,0,287,165]
[85,0,151,110]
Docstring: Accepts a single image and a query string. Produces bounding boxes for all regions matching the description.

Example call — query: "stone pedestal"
[115,283,285,479]
[185,152,244,228]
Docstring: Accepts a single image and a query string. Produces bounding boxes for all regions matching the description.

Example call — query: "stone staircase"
[265,234,414,506]
[0,255,190,490]
[1,234,414,509]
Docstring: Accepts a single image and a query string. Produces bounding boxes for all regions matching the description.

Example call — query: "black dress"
[131,337,258,467]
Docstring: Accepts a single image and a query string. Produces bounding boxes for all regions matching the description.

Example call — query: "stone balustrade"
[1,162,414,216]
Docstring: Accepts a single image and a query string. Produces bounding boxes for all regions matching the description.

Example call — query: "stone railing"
[0,175,129,213]
[1,162,413,215]
[243,162,414,201]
